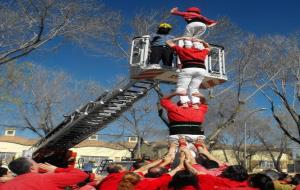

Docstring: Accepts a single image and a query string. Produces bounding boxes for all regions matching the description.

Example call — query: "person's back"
[1,157,88,190]
[2,172,63,190]
[160,97,208,123]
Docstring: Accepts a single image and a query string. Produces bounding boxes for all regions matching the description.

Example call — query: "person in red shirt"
[117,152,185,190]
[170,7,217,38]
[0,157,89,190]
[0,167,14,188]
[98,157,172,190]
[160,92,208,141]
[166,37,210,107]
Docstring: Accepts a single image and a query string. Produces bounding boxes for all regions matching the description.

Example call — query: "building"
[0,128,132,167]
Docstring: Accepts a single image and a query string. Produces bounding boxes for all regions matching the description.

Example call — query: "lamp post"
[244,108,268,169]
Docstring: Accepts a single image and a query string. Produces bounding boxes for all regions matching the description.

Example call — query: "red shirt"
[171,46,209,65]
[98,171,126,190]
[160,98,208,123]
[198,174,248,190]
[0,168,88,190]
[135,174,172,190]
[296,185,300,190]
[172,10,216,26]
[98,172,171,190]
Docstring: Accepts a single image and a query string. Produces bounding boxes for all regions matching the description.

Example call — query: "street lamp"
[244,108,268,169]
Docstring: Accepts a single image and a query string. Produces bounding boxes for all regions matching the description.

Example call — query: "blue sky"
[25,0,300,87]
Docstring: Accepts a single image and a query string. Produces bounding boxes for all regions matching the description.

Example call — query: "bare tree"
[2,64,103,137]
[0,63,30,106]
[252,34,300,145]
[101,91,168,159]
[256,129,290,172]
[205,36,263,144]
[0,0,120,65]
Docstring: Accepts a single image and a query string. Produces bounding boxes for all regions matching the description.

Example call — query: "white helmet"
[184,40,193,48]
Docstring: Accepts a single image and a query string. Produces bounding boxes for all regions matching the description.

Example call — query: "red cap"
[186,7,201,14]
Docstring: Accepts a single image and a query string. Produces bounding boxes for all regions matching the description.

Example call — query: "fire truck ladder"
[32,80,156,162]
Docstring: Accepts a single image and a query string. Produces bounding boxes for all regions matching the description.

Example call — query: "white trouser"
[169,134,206,141]
[184,22,207,38]
[176,68,207,104]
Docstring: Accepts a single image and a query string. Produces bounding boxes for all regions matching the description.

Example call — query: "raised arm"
[170,7,185,17]
[194,139,226,166]
[167,151,185,176]
[166,37,191,47]
[159,142,177,166]
[134,159,163,175]
[192,92,207,105]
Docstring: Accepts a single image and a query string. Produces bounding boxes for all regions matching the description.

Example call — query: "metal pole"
[244,108,268,169]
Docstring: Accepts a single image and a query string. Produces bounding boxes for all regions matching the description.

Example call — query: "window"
[260,161,274,169]
[0,152,15,163]
[88,135,98,141]
[4,129,15,136]
[128,136,137,142]
[80,156,109,164]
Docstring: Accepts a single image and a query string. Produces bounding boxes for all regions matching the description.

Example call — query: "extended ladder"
[33,80,156,163]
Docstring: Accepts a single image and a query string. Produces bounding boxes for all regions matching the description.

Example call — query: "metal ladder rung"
[126,90,144,94]
[103,110,117,114]
[99,113,112,117]
[106,106,122,110]
[132,84,150,89]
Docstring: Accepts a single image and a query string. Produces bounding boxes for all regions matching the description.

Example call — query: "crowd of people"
[1,138,300,190]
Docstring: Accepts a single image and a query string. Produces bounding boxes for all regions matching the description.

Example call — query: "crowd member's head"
[107,164,126,174]
[157,23,172,34]
[248,173,275,190]
[262,169,280,180]
[8,157,39,175]
[291,174,300,185]
[278,172,288,180]
[0,167,8,177]
[118,172,141,190]
[145,166,168,178]
[0,167,14,183]
[169,170,200,190]
[132,159,148,170]
[220,165,248,182]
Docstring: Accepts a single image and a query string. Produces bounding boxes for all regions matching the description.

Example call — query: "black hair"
[145,166,168,178]
[291,174,300,185]
[220,165,248,182]
[157,27,171,35]
[8,157,32,175]
[262,169,280,180]
[106,164,124,174]
[277,172,288,180]
[132,160,147,170]
[0,167,8,177]
[248,173,275,190]
[196,153,219,169]
[169,170,200,190]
